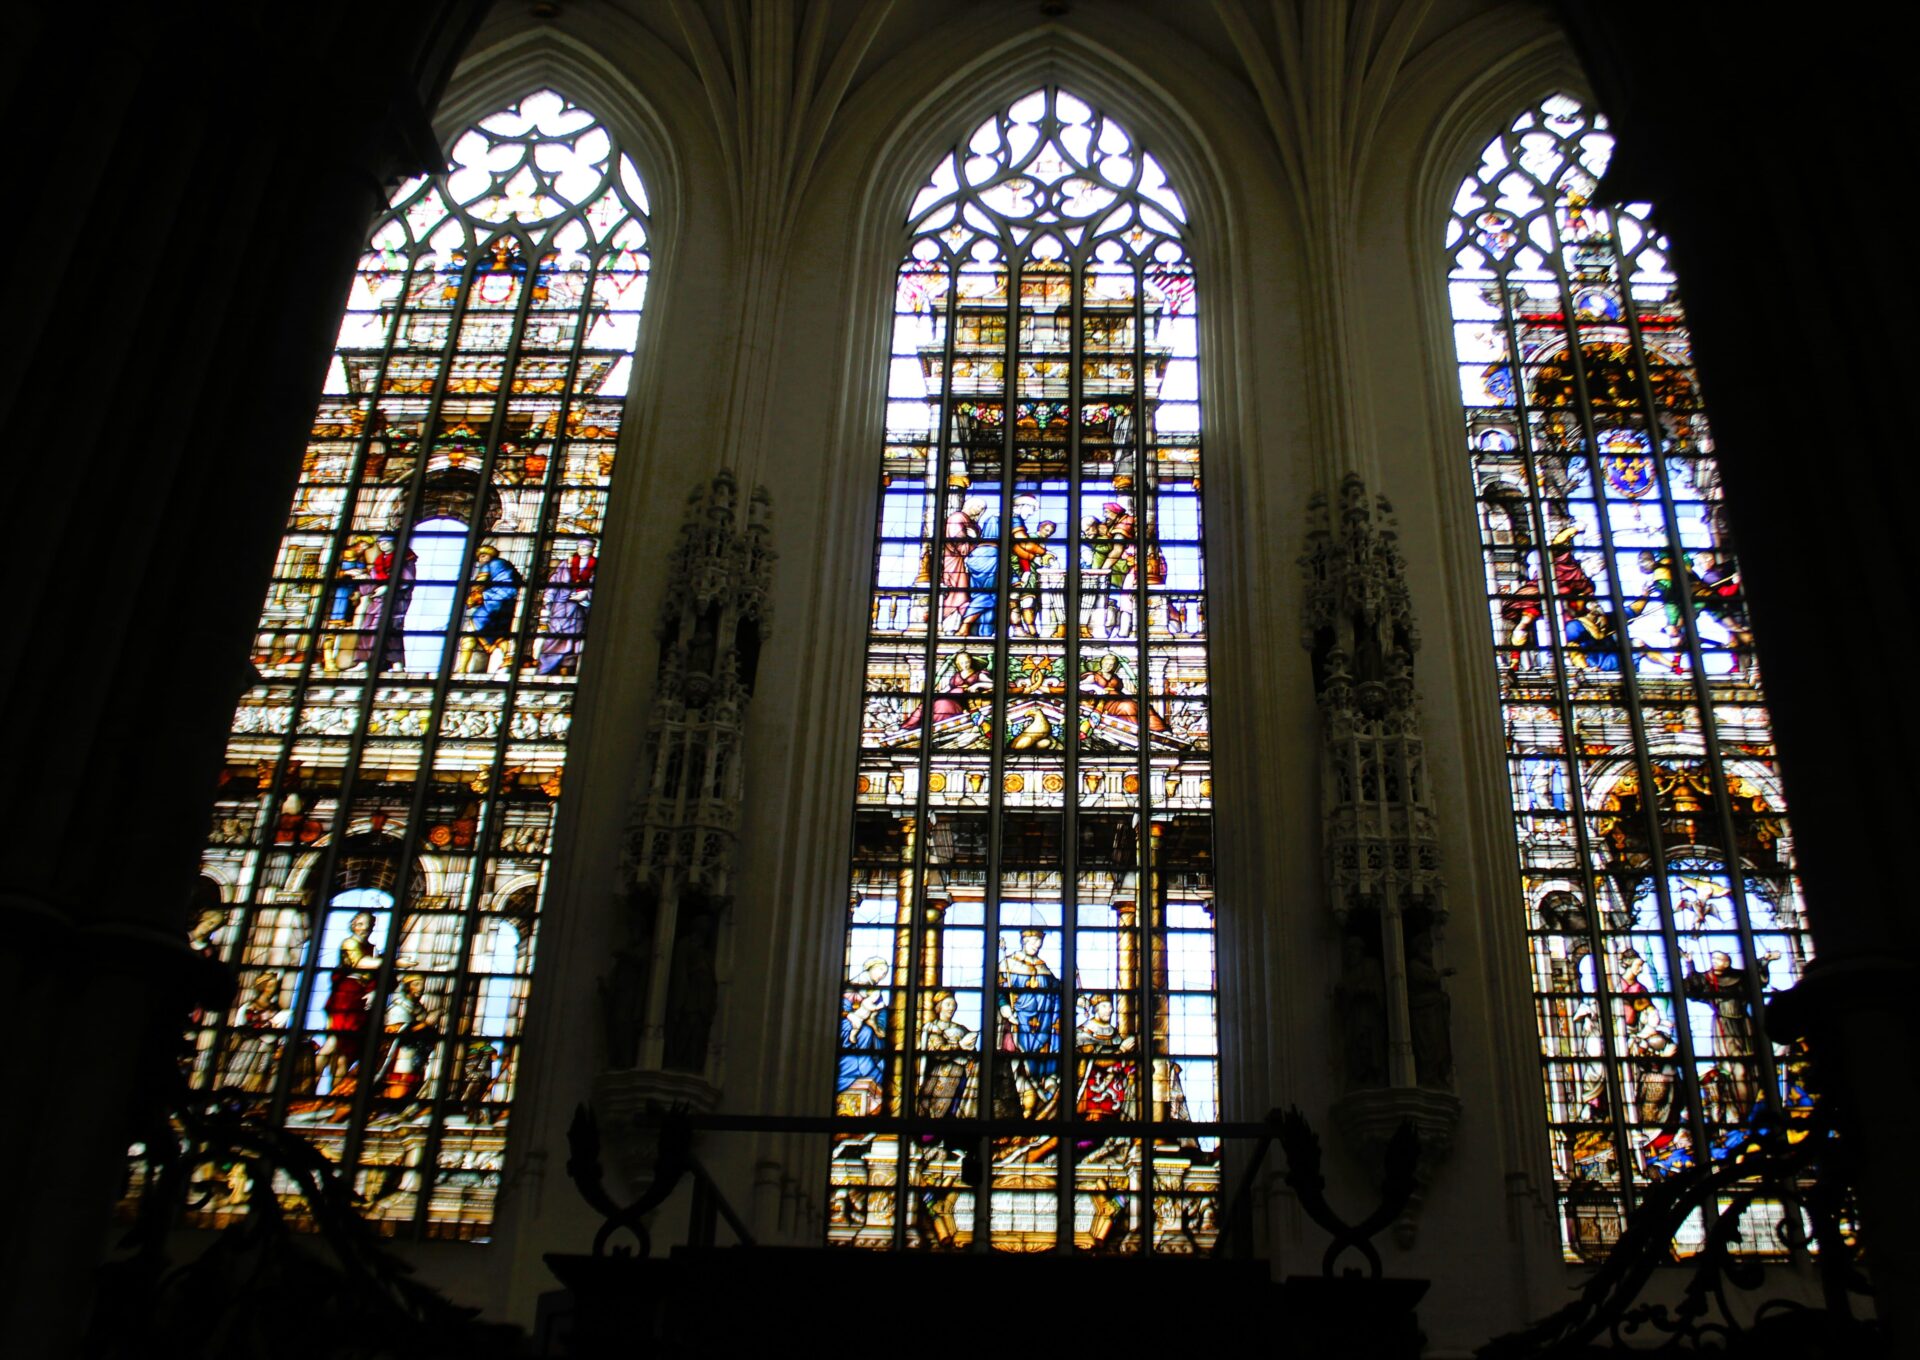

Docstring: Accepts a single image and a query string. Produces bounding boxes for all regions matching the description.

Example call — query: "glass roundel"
[830,88,1220,1253]
[1448,94,1813,1260]
[172,90,651,1238]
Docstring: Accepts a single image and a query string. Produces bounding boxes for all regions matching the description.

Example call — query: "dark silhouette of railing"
[99,1093,522,1360]
[1477,1075,1877,1359]
[544,1103,1427,1355]
[562,1103,1416,1267]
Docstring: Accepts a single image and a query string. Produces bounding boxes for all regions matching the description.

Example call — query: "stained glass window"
[177,90,650,1238]
[829,88,1219,1253]
[1448,94,1813,1260]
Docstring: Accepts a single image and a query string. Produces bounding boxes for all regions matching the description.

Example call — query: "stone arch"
[437,24,693,263]
[839,23,1251,289]
[765,18,1278,1143]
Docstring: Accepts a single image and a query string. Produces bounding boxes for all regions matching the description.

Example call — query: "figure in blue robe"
[457,545,522,674]
[1565,602,1622,673]
[997,929,1060,1117]
[837,959,890,1107]
[465,546,521,639]
[964,509,999,636]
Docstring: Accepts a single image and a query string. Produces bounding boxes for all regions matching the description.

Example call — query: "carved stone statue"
[601,952,649,1072]
[601,885,658,1070]
[1335,931,1387,1088]
[663,894,720,1073]
[1406,927,1454,1089]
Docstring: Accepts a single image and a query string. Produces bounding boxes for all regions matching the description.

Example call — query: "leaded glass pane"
[1447,94,1813,1261]
[831,88,1220,1253]
[175,90,650,1239]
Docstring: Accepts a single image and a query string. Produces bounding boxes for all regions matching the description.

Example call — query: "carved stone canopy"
[1301,475,1446,923]
[592,1067,724,1193]
[1302,474,1461,1218]
[602,471,774,1088]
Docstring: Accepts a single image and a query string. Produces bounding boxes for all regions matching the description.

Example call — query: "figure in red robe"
[903,651,993,732]
[1075,995,1136,1120]
[1079,653,1167,731]
[321,911,380,1096]
[939,501,982,632]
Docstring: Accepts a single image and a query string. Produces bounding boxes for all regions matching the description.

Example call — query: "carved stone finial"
[1330,1085,1464,1241]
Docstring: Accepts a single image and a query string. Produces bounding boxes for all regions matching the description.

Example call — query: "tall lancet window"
[1448,94,1813,1259]
[180,90,650,1238]
[831,88,1219,1253]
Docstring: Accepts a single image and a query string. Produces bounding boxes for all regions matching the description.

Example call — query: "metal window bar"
[407,227,620,1235]
[336,221,550,1190]
[202,241,424,1122]
[268,231,487,1140]
[1487,273,1646,1218]
[1612,248,1786,1129]
[1458,101,1812,1254]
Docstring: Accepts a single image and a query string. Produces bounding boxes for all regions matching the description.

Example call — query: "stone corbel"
[590,1067,723,1193]
[1329,1085,1464,1245]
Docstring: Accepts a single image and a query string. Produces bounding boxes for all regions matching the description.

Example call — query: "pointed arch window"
[1446,94,1813,1259]
[830,88,1220,1253]
[178,89,651,1238]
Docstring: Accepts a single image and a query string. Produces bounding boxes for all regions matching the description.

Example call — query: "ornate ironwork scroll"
[104,1089,523,1358]
[1477,1061,1874,1358]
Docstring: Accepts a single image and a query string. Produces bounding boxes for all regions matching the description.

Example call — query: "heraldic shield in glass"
[150,90,651,1238]
[830,88,1221,1253]
[1449,94,1815,1260]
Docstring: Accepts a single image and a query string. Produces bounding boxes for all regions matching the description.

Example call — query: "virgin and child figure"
[1623,994,1678,1129]
[323,536,376,672]
[837,957,891,1116]
[324,535,416,673]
